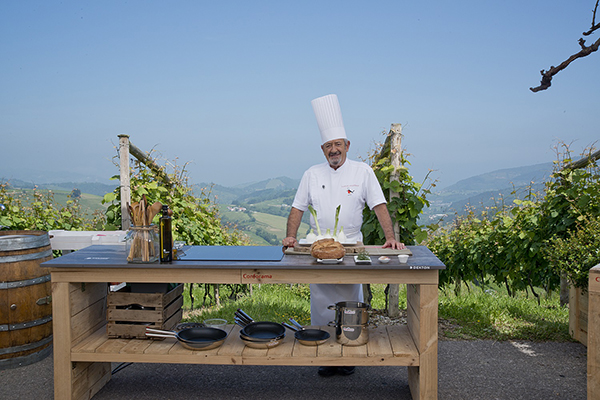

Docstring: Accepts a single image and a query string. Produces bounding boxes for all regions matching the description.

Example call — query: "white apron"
[310,283,364,326]
[310,207,365,326]
[291,160,385,326]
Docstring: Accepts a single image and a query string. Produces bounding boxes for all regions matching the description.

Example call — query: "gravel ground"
[1,339,588,400]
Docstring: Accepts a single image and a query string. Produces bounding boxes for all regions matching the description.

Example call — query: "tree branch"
[531,1,600,92]
[530,36,600,92]
[583,0,600,36]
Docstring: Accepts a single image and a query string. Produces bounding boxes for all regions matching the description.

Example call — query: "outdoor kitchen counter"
[43,245,445,400]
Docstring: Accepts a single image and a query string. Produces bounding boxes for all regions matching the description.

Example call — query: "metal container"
[327,301,370,326]
[327,322,369,346]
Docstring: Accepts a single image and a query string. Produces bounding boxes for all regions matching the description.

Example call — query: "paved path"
[0,340,587,399]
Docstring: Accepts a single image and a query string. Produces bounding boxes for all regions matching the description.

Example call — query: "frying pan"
[234,309,286,340]
[234,309,286,348]
[239,335,283,349]
[145,327,227,350]
[283,319,330,346]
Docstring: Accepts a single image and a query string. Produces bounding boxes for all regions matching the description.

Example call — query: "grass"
[183,283,312,326]
[438,283,571,342]
[180,282,572,342]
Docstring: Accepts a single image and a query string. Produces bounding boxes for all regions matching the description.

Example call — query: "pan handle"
[146,333,177,339]
[234,313,252,326]
[146,327,177,335]
[282,322,299,332]
[145,328,177,338]
[327,321,337,327]
[235,309,254,323]
[289,318,304,330]
[234,318,248,329]
[327,305,336,311]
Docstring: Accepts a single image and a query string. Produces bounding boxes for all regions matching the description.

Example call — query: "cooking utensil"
[327,322,369,346]
[239,335,283,349]
[145,327,227,350]
[234,309,286,345]
[234,309,254,326]
[240,321,286,339]
[283,319,330,346]
[235,309,254,323]
[328,301,370,326]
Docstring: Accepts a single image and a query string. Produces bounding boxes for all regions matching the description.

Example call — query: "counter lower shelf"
[71,324,420,366]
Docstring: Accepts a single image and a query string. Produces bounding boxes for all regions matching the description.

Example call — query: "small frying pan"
[146,327,227,350]
[283,319,330,346]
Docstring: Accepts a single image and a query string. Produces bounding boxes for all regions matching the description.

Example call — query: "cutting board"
[285,242,412,256]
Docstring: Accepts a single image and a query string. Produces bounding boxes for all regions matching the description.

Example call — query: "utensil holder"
[126,225,159,263]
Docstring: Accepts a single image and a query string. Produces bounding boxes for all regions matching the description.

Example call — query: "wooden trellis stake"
[387,123,402,317]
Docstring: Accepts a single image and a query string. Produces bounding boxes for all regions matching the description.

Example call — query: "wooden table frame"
[44,245,444,400]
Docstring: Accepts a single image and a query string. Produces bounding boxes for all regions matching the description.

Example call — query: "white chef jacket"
[291,159,387,325]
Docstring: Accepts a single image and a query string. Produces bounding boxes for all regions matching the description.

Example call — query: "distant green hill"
[5,178,116,197]
[195,176,300,205]
[422,162,554,225]
[441,162,553,193]
[3,164,558,242]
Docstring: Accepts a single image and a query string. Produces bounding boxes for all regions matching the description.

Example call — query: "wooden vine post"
[118,134,132,230]
[387,124,402,317]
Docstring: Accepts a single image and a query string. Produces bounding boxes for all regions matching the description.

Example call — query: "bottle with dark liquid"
[159,205,173,263]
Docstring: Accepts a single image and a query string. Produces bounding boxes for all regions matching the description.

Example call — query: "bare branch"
[531,1,600,92]
[530,36,600,92]
[583,0,600,36]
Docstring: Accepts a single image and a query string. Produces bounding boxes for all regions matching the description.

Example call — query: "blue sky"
[1,1,598,189]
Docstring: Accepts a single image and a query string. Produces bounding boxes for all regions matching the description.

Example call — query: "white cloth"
[291,159,386,325]
[292,159,386,242]
[310,284,363,326]
[311,94,347,144]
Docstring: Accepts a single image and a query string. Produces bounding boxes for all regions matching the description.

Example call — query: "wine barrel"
[0,231,53,370]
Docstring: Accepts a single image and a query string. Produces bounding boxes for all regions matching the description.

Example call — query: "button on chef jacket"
[291,158,387,325]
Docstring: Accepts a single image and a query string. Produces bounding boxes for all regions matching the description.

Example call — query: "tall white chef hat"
[311,94,347,145]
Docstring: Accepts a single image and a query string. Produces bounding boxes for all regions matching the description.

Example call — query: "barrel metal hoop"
[0,315,53,332]
[0,248,53,264]
[0,335,53,356]
[0,343,53,370]
[0,233,50,251]
[0,274,51,290]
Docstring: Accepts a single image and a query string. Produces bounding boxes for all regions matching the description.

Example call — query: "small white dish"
[354,255,372,265]
[398,254,409,264]
[378,256,390,264]
[317,258,344,264]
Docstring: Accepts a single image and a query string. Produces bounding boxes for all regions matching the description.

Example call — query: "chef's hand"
[282,236,298,251]
[383,239,406,250]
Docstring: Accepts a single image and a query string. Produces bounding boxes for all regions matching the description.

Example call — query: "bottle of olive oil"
[159,205,172,263]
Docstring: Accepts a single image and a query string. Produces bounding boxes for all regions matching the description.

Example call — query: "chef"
[282,94,405,377]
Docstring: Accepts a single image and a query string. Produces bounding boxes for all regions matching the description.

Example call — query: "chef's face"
[322,139,349,170]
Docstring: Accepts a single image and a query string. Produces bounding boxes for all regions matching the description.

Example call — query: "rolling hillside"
[3,163,558,244]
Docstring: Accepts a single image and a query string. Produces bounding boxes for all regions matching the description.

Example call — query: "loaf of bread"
[310,238,345,259]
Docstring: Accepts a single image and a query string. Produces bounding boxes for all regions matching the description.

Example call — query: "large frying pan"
[234,309,286,348]
[283,319,330,346]
[145,327,227,350]
[234,309,286,340]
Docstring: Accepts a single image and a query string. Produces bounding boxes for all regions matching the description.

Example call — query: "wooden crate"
[569,286,588,346]
[588,265,600,399]
[106,283,183,339]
